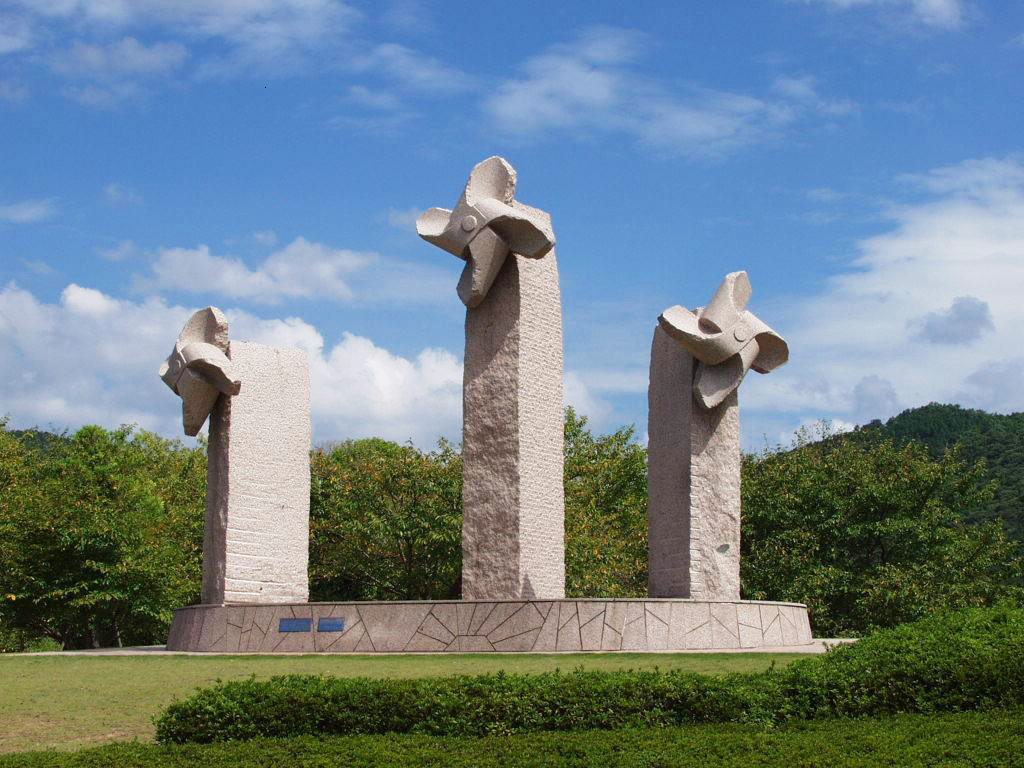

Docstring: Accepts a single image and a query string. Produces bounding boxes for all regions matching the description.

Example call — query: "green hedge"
[155,604,1024,744]
[9,711,1024,768]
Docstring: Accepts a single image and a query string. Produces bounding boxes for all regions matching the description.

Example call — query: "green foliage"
[6,711,1023,768]
[155,669,761,743]
[741,425,1023,635]
[0,617,60,653]
[153,605,1024,744]
[856,403,1024,542]
[309,438,462,601]
[0,424,204,649]
[776,602,1024,719]
[309,412,648,602]
[563,408,647,597]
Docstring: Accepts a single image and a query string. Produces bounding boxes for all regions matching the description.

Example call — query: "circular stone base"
[167,599,812,653]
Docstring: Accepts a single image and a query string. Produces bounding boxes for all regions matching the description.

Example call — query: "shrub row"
[8,710,1023,768]
[154,604,1024,744]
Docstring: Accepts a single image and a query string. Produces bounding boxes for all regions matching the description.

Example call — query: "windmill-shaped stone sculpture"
[418,156,565,600]
[648,271,788,601]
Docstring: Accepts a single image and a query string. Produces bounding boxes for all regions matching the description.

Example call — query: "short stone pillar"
[160,309,311,605]
[648,272,788,601]
[418,157,565,600]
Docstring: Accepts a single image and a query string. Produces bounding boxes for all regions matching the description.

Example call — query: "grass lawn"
[3,709,1022,767]
[0,652,804,753]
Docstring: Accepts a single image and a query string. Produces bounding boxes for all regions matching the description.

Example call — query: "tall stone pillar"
[463,243,564,600]
[648,326,741,599]
[204,342,311,604]
[647,272,788,601]
[418,157,565,600]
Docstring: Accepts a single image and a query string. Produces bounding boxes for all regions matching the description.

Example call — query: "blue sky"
[1,0,1023,450]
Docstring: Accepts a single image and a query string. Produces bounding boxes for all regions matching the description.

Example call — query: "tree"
[564,408,648,597]
[0,424,204,649]
[309,438,462,601]
[740,424,1023,636]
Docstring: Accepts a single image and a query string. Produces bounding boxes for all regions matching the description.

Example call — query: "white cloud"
[482,27,853,158]
[0,13,32,54]
[347,84,402,111]
[14,1,358,66]
[21,259,54,275]
[742,154,1024,435]
[143,236,372,303]
[385,206,422,232]
[139,234,454,306]
[62,82,142,108]
[95,240,137,261]
[771,74,859,116]
[909,295,994,345]
[52,37,187,77]
[103,181,143,206]
[0,198,56,223]
[798,0,967,30]
[0,281,463,446]
[564,371,614,425]
[353,43,475,94]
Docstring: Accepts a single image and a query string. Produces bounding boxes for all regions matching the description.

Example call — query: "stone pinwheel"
[658,271,788,409]
[416,156,555,307]
[159,306,241,436]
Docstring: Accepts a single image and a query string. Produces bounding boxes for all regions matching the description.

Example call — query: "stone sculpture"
[160,308,311,605]
[417,157,565,601]
[648,272,788,601]
[159,307,240,436]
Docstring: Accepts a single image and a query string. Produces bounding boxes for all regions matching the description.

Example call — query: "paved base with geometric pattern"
[166,599,812,653]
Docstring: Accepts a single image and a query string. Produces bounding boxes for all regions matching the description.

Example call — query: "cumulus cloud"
[910,295,994,345]
[742,154,1024,437]
[142,237,371,303]
[957,358,1024,413]
[139,235,452,306]
[0,198,56,223]
[482,27,854,158]
[0,282,463,446]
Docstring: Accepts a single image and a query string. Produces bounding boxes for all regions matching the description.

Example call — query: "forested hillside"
[853,404,1024,541]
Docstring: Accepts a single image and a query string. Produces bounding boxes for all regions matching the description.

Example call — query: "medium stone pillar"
[647,271,788,602]
[648,326,741,600]
[462,244,565,600]
[417,157,565,600]
[203,341,311,604]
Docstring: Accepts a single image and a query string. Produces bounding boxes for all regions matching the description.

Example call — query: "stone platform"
[167,599,812,653]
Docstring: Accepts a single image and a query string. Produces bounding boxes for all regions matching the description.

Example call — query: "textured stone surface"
[420,157,564,602]
[649,273,789,604]
[168,599,810,653]
[657,272,789,410]
[159,307,241,437]
[204,341,311,605]
[648,326,741,601]
[416,156,556,309]
[461,245,565,600]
